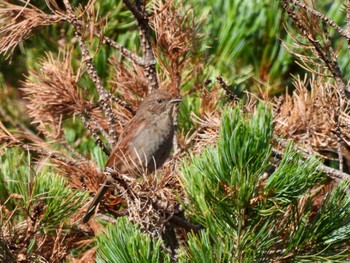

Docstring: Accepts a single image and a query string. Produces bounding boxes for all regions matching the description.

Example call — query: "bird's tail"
[82,179,111,223]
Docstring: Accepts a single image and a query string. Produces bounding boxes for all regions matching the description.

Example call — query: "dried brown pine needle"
[151,0,203,92]
[0,1,63,57]
[124,165,181,232]
[22,52,90,131]
[0,134,15,154]
[274,75,350,153]
[0,121,22,154]
[152,0,198,61]
[109,55,148,103]
[53,160,103,191]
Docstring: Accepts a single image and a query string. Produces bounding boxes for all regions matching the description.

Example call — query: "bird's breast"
[129,115,174,172]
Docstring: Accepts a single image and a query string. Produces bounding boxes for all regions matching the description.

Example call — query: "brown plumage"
[82,90,181,223]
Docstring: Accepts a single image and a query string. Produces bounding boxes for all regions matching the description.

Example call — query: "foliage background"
[1,0,350,262]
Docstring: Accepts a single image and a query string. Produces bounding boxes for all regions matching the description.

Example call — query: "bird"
[82,89,181,222]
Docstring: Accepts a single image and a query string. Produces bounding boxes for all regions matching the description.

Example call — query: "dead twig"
[273,138,350,181]
[63,0,118,145]
[123,0,158,92]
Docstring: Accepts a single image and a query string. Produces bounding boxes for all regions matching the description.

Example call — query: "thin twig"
[123,0,158,92]
[57,138,88,162]
[323,22,344,170]
[109,93,136,115]
[281,0,347,97]
[20,143,80,167]
[79,113,110,156]
[273,138,350,181]
[217,76,239,102]
[281,0,348,170]
[0,107,87,162]
[290,0,350,41]
[63,0,118,145]
[89,114,113,143]
[77,20,152,68]
[0,107,40,142]
[97,33,148,67]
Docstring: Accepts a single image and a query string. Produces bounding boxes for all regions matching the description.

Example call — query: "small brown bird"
[82,90,181,222]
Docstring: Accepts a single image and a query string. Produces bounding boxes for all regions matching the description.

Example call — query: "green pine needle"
[95,218,171,263]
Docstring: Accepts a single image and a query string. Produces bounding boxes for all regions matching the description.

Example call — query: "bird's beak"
[169,98,182,104]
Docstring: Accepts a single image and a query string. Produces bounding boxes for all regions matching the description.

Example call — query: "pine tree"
[1,0,350,262]
[94,104,350,262]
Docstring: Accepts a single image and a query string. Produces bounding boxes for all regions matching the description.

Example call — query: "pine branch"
[0,1,63,57]
[20,143,80,167]
[217,76,239,102]
[55,137,89,163]
[109,93,136,115]
[98,33,147,67]
[290,0,350,41]
[123,0,158,92]
[280,0,347,97]
[89,114,113,143]
[273,138,350,181]
[0,113,83,167]
[63,0,118,145]
[78,112,110,156]
[322,21,344,171]
[280,0,348,171]
[0,107,41,144]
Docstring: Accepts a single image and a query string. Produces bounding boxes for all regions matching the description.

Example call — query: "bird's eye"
[157,98,162,103]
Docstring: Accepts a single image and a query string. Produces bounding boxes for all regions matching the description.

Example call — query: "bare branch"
[89,114,113,143]
[63,0,118,145]
[280,0,349,171]
[123,0,158,92]
[56,137,89,162]
[22,143,80,167]
[323,21,345,171]
[272,139,350,181]
[217,76,239,102]
[98,33,148,67]
[79,112,110,156]
[281,0,347,97]
[108,92,136,115]
[290,0,350,41]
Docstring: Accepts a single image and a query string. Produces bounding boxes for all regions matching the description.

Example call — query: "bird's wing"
[105,113,147,168]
